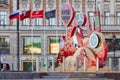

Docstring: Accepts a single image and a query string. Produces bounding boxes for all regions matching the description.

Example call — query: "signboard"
[1,50,7,63]
[1,50,6,55]
[61,3,75,26]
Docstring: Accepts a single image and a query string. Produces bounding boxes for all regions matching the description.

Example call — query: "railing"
[36,56,120,72]
[0,25,120,32]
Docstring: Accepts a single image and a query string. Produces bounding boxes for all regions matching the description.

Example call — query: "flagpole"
[43,5,46,71]
[95,0,96,11]
[17,0,20,71]
[30,7,34,72]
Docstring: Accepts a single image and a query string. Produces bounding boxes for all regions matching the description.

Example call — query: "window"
[35,18,42,26]
[106,39,120,52]
[47,0,55,2]
[0,38,10,55]
[23,62,36,71]
[61,0,69,1]
[46,18,56,26]
[49,37,60,54]
[88,0,94,1]
[50,18,55,25]
[22,19,30,26]
[116,0,120,2]
[104,12,110,25]
[0,0,8,4]
[74,0,81,1]
[23,37,41,54]
[116,12,120,25]
[104,0,109,2]
[89,12,94,26]
[0,11,7,26]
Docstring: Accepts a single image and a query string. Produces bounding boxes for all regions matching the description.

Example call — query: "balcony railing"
[0,25,120,32]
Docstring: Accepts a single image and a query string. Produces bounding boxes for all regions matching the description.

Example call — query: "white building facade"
[0,0,120,71]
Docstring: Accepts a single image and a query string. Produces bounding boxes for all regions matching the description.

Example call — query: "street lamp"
[112,34,116,69]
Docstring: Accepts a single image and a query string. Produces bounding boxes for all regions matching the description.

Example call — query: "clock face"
[89,33,99,48]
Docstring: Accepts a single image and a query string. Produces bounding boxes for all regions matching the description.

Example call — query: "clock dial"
[89,33,99,48]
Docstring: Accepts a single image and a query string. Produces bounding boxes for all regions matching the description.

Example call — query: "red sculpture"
[57,3,108,71]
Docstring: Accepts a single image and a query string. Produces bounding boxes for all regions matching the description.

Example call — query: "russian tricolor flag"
[9,10,19,20]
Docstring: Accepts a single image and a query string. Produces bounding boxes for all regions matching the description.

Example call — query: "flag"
[20,10,31,21]
[94,7,100,26]
[45,10,56,19]
[9,10,19,20]
[32,10,44,18]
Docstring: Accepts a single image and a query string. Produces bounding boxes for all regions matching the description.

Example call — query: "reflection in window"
[23,62,36,71]
[0,38,10,54]
[89,12,94,26]
[46,18,56,26]
[104,12,110,25]
[0,11,7,26]
[88,0,94,1]
[106,39,120,52]
[49,37,60,54]
[61,0,69,2]
[22,19,30,26]
[23,37,41,54]
[35,18,42,26]
[116,0,120,1]
[74,0,81,1]
[104,0,109,1]
[116,12,120,25]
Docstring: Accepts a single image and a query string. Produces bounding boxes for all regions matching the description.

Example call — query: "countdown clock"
[89,33,99,48]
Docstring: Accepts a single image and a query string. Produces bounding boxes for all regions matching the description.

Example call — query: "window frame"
[49,37,60,54]
[35,18,43,26]
[104,11,110,25]
[116,12,120,25]
[23,36,41,54]
[0,37,10,55]
[0,11,7,26]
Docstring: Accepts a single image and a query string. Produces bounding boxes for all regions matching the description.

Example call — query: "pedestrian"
[1,64,7,71]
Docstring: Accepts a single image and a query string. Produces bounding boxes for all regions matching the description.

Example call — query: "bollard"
[83,56,86,71]
[109,57,112,71]
[96,57,99,71]
[36,56,39,72]
[63,57,65,72]
[52,57,54,72]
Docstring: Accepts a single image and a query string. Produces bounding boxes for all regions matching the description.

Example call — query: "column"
[36,56,39,72]
[52,57,55,72]
[45,57,48,72]
[110,0,115,25]
[119,58,120,71]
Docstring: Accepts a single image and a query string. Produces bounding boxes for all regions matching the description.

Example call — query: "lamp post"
[112,34,116,69]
